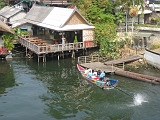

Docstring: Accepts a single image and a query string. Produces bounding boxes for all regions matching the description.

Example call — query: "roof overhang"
[138,10,152,15]
[38,23,95,31]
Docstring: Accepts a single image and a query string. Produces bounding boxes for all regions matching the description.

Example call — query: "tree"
[72,0,118,59]
[2,32,15,51]
[114,0,144,32]
[0,1,7,9]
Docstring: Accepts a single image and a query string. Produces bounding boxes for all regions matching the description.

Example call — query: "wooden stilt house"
[14,4,96,62]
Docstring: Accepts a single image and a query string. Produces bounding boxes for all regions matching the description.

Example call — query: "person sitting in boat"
[97,70,101,77]
[105,78,110,86]
[87,71,93,80]
[99,71,105,81]
[93,70,98,77]
[85,68,92,75]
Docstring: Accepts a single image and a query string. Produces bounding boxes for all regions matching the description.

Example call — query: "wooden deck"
[80,62,120,73]
[104,55,143,65]
[18,36,97,55]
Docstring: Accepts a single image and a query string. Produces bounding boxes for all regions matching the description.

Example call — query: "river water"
[0,58,160,120]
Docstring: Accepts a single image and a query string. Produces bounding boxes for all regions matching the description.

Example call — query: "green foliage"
[150,43,160,50]
[74,36,78,43]
[72,0,119,59]
[99,37,120,59]
[2,33,15,50]
[95,22,116,43]
[0,1,7,9]
[134,24,160,28]
[14,27,29,36]
[115,11,125,25]
[151,17,159,24]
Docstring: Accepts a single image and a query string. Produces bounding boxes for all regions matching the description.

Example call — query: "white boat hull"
[144,49,160,69]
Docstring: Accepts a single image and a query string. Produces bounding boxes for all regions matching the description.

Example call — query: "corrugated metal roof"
[0,7,23,18]
[24,5,53,23]
[42,7,74,27]
[24,5,94,31]
[9,19,27,27]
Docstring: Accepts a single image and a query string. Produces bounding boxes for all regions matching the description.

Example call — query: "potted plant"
[151,17,159,24]
[74,36,78,47]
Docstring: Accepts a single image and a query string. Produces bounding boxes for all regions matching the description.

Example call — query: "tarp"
[0,20,14,33]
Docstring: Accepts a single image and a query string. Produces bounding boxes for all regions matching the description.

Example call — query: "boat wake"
[129,93,148,106]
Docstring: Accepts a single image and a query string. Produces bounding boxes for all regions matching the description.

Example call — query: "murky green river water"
[0,58,160,120]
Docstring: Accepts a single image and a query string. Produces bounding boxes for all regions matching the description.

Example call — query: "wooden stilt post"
[72,51,75,59]
[42,54,45,62]
[45,54,46,62]
[73,51,75,59]
[85,49,87,56]
[38,55,39,63]
[42,55,44,62]
[58,54,59,61]
[63,52,64,58]
[26,47,27,57]
[123,62,124,70]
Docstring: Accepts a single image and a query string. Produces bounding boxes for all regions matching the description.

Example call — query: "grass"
[150,43,160,50]
[134,24,160,28]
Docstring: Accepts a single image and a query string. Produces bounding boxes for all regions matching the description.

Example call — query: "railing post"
[98,55,99,62]
[123,62,124,70]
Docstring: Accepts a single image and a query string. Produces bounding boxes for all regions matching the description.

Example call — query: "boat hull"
[144,49,160,70]
[77,64,118,89]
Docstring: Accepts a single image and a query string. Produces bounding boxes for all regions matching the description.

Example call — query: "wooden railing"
[78,56,100,64]
[18,36,97,55]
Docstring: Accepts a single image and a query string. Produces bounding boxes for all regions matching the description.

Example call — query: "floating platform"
[104,55,143,65]
[115,69,160,85]
[80,62,120,73]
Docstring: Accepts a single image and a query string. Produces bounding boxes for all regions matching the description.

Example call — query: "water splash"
[133,93,148,106]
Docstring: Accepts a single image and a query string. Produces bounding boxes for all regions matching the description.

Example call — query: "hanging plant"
[129,6,138,17]
[74,36,78,43]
